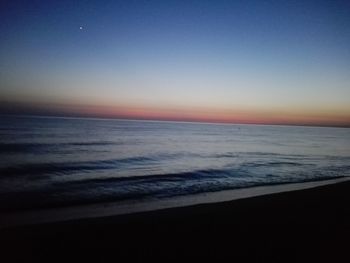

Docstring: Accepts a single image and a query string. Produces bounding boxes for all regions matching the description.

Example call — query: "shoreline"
[1,176,349,229]
[1,177,350,261]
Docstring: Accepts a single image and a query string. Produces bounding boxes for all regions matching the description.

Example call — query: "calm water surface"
[0,116,349,212]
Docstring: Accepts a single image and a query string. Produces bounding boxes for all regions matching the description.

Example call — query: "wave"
[0,155,349,212]
[0,156,157,177]
[239,161,308,168]
[0,141,124,154]
[55,159,340,187]
[2,151,349,179]
[0,170,345,212]
[55,168,233,186]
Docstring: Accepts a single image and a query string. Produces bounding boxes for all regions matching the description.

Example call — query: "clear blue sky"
[1,0,350,126]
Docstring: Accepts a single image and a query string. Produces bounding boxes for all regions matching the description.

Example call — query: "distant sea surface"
[1,116,349,212]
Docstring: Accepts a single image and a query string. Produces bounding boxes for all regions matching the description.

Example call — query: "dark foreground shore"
[1,180,350,262]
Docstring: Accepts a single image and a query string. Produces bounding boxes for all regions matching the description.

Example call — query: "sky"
[1,0,350,127]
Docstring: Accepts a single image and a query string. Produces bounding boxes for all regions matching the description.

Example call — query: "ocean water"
[0,116,349,212]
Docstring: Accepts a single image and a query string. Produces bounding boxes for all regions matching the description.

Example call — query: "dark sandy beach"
[1,180,349,262]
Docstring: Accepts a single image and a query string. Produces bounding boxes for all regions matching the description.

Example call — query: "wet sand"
[1,180,350,262]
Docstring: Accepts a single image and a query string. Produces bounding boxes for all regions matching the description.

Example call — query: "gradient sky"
[1,0,350,126]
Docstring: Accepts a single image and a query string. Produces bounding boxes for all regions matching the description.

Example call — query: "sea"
[0,115,349,213]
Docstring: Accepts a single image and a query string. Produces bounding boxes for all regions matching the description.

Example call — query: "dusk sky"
[1,0,350,126]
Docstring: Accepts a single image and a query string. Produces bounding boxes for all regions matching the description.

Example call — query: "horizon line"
[2,113,350,129]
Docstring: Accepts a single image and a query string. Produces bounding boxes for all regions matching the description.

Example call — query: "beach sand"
[1,180,350,262]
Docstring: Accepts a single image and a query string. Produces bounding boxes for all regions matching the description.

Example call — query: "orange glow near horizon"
[4,100,349,127]
[86,106,350,127]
